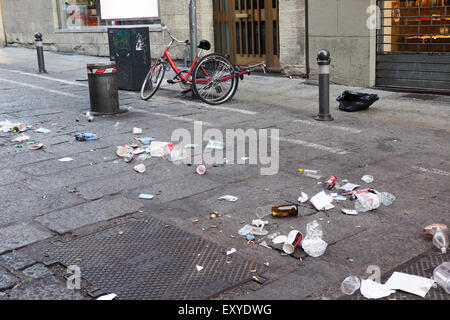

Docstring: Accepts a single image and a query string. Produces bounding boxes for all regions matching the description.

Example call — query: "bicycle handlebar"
[161,23,189,44]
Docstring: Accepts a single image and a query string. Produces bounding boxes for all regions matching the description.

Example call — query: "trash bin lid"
[87,62,117,74]
[87,62,116,70]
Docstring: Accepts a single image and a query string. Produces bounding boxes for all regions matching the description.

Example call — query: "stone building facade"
[0,0,307,76]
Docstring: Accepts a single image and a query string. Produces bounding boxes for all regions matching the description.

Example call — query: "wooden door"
[213,0,280,68]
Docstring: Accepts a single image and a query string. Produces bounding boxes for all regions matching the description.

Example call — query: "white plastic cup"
[340,275,361,295]
[282,230,303,254]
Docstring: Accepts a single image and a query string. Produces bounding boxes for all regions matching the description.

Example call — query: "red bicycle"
[140,23,267,105]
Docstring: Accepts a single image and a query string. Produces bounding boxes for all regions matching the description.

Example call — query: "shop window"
[58,0,160,29]
[378,0,450,53]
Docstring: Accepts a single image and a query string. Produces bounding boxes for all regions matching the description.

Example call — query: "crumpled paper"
[360,279,395,299]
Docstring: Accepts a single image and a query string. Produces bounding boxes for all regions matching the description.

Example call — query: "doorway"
[213,0,280,68]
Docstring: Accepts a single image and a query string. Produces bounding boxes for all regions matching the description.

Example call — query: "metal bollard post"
[314,49,333,121]
[34,32,47,73]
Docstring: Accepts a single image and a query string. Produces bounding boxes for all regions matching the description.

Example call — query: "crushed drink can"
[325,176,338,190]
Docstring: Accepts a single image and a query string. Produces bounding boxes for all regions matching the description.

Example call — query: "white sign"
[100,0,159,20]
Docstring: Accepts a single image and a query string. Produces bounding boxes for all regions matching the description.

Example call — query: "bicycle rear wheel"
[192,53,238,105]
[141,59,165,100]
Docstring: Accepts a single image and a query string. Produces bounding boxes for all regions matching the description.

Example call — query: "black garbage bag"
[336,91,379,112]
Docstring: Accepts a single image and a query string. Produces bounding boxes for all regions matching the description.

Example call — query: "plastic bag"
[379,192,396,206]
[238,224,268,236]
[354,192,381,212]
[336,91,379,112]
[301,220,328,257]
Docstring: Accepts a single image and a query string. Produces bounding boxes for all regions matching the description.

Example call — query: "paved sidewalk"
[0,47,448,300]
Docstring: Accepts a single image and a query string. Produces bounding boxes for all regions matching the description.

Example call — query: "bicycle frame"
[157,24,267,85]
[158,25,203,84]
[162,47,199,83]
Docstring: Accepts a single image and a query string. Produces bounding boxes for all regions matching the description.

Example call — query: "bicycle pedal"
[167,79,176,84]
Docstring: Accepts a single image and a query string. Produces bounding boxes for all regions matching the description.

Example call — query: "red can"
[325,176,338,190]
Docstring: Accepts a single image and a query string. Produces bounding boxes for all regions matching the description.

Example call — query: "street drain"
[340,247,449,300]
[44,217,265,300]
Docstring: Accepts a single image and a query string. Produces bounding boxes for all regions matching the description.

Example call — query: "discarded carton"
[310,191,334,211]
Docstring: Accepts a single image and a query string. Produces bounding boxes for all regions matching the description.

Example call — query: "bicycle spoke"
[193,54,238,104]
[141,60,165,100]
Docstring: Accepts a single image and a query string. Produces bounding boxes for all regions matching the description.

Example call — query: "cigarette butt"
[250,269,257,273]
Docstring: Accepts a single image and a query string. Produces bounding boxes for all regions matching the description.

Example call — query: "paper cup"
[282,230,303,254]
[196,165,206,175]
[134,164,146,173]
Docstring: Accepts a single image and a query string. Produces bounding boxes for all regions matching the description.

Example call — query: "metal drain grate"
[44,217,264,300]
[341,248,449,300]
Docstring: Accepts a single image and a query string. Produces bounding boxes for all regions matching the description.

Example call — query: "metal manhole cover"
[44,217,265,300]
[340,248,449,300]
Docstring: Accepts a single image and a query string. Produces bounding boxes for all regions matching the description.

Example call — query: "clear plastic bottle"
[74,132,96,141]
[298,168,322,179]
[432,229,448,254]
[433,262,450,294]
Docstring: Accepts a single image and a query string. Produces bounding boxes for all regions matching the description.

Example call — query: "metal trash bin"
[87,62,126,115]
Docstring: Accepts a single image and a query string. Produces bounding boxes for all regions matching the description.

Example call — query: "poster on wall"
[100,0,160,20]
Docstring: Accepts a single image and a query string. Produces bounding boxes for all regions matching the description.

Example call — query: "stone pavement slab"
[0,276,86,300]
[1,250,37,271]
[0,223,53,255]
[0,266,20,291]
[0,47,449,300]
[22,263,54,279]
[34,195,144,234]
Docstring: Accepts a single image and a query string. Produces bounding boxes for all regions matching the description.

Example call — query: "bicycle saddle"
[197,40,211,50]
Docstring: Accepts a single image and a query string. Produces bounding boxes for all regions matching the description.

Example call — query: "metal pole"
[189,0,198,64]
[314,49,333,121]
[34,32,47,73]
[0,0,7,47]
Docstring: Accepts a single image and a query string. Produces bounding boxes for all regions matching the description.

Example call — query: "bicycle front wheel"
[141,60,165,100]
[192,53,239,105]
